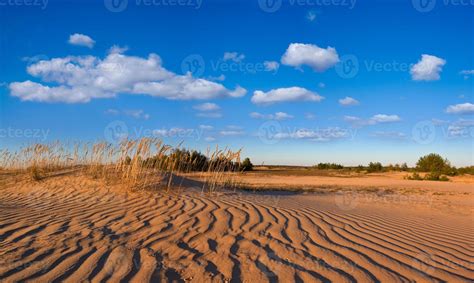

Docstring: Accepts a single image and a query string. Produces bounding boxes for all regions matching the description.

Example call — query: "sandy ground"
[0,172,473,282]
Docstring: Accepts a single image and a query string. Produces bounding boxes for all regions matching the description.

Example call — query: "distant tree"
[416,153,451,173]
[400,162,409,171]
[316,163,344,170]
[240,158,253,171]
[367,162,383,173]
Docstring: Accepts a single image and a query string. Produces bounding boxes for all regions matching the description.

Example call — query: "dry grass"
[0,138,241,193]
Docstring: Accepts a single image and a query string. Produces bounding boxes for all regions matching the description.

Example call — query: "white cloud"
[446,119,474,138]
[264,61,279,72]
[459,70,474,75]
[410,54,446,81]
[199,125,214,131]
[275,127,350,142]
[220,130,245,136]
[281,43,339,72]
[305,113,316,120]
[249,111,293,120]
[370,131,407,140]
[338,96,359,106]
[318,82,325,88]
[104,108,150,119]
[68,33,95,48]
[446,103,474,114]
[10,52,246,103]
[251,87,323,105]
[197,112,222,118]
[223,52,245,63]
[205,136,216,142]
[108,45,128,54]
[344,114,401,127]
[193,102,220,112]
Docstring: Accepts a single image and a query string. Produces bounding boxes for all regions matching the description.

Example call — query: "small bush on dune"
[315,163,344,170]
[240,158,253,172]
[406,172,423,180]
[367,162,383,173]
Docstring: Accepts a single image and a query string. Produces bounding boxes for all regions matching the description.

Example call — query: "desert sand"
[0,172,473,282]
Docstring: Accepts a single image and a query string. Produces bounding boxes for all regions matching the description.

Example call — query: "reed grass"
[0,138,241,192]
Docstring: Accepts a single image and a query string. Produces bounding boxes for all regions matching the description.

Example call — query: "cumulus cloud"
[281,43,339,72]
[410,54,446,81]
[446,119,474,138]
[264,61,279,72]
[223,52,245,63]
[249,111,294,120]
[251,87,323,105]
[460,70,474,75]
[193,102,220,112]
[344,114,401,127]
[275,127,351,142]
[338,96,359,106]
[199,125,214,131]
[108,45,129,54]
[68,33,95,48]
[10,52,246,103]
[446,103,474,114]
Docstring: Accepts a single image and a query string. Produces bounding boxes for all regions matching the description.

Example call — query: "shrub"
[315,163,344,170]
[416,153,451,173]
[406,172,423,180]
[423,171,449,181]
[240,158,253,172]
[367,162,383,173]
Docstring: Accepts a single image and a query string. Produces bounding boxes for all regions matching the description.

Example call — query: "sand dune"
[0,174,473,282]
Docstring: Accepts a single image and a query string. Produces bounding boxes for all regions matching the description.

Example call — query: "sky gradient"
[1,0,473,166]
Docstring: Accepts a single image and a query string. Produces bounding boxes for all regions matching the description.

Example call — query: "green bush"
[367,162,383,173]
[315,163,344,170]
[406,172,423,180]
[240,158,253,171]
[416,153,451,174]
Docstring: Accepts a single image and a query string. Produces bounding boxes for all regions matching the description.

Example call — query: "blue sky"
[1,0,473,166]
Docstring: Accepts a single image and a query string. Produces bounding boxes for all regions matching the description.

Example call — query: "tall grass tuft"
[0,138,241,192]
